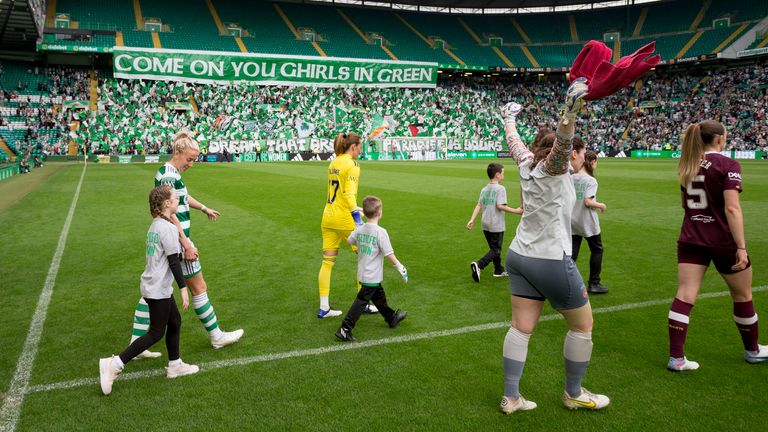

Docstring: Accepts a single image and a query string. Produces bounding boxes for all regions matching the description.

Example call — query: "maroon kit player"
[667,120,767,371]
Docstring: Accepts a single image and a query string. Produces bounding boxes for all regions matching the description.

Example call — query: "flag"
[334,106,348,126]
[262,118,278,138]
[369,114,389,138]
[384,115,399,132]
[408,123,429,137]
[243,120,259,131]
[295,118,315,139]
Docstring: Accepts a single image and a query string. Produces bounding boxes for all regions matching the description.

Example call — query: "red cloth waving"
[569,40,660,100]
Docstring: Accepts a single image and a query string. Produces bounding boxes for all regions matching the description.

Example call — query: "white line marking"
[0,162,87,432]
[25,285,768,395]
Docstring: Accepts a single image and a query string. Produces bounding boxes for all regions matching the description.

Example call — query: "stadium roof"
[306,0,661,12]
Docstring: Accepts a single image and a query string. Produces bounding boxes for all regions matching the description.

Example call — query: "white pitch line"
[25,285,768,395]
[0,162,87,432]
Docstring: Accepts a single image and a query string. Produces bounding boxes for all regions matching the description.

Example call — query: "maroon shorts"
[677,241,751,274]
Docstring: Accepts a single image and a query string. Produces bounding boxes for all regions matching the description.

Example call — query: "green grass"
[1,159,767,431]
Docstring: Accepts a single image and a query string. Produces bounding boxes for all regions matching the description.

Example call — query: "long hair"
[583,150,597,177]
[172,128,200,155]
[149,184,174,223]
[334,132,361,156]
[678,120,725,185]
[530,128,555,170]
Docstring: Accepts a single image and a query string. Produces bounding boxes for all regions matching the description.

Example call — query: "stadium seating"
[339,7,457,64]
[34,0,768,69]
[56,0,136,31]
[279,3,390,60]
[213,0,317,56]
[141,0,239,52]
[397,11,503,66]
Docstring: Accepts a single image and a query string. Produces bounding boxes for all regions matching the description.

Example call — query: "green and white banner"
[112,47,438,88]
[205,137,503,154]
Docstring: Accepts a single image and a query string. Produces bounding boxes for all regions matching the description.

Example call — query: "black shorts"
[677,241,751,274]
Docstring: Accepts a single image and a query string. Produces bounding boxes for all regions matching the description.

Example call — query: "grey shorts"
[505,250,588,310]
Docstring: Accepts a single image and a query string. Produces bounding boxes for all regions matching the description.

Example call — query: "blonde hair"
[362,195,382,219]
[149,184,174,220]
[334,132,361,156]
[172,128,200,155]
[678,120,725,185]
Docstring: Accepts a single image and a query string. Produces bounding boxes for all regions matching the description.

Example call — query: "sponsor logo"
[568,398,596,408]
[728,172,742,181]
[691,215,715,223]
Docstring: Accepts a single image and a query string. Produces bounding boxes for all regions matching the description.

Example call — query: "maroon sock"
[668,298,694,358]
[733,301,759,352]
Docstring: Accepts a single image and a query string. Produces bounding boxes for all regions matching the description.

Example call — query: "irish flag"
[369,114,389,138]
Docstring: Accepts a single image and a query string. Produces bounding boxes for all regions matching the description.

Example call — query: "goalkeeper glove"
[499,102,523,126]
[395,262,408,283]
[561,77,588,124]
[351,208,364,227]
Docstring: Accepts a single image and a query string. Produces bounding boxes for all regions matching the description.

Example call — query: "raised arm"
[499,102,532,167]
[542,78,588,176]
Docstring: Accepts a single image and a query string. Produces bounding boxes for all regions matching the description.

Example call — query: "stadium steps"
[613,39,621,63]
[756,34,768,49]
[690,0,712,31]
[633,7,648,36]
[45,0,57,27]
[692,76,710,93]
[710,22,751,53]
[151,31,161,48]
[642,0,701,34]
[675,31,704,58]
[391,13,457,64]
[203,0,248,53]
[336,9,397,60]
[89,70,97,111]
[510,17,532,44]
[393,13,466,65]
[568,15,579,42]
[273,3,327,57]
[457,18,513,67]
[340,7,452,63]
[520,45,540,68]
[703,0,768,27]
[0,139,16,162]
[132,0,143,29]
[115,31,124,46]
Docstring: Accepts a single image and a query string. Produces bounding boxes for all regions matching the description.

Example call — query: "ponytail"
[172,128,200,155]
[678,120,724,185]
[583,150,597,177]
[529,128,555,170]
[334,132,361,156]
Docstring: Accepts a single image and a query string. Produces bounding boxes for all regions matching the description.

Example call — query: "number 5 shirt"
[679,151,742,248]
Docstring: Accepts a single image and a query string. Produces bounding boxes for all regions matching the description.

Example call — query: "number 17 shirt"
[679,151,742,248]
[322,154,360,231]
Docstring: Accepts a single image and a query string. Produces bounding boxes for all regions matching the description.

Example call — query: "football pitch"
[1,158,767,431]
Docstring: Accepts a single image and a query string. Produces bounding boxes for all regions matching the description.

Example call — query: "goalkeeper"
[317,132,371,318]
[335,195,408,342]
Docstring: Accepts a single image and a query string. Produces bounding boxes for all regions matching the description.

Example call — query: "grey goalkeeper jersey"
[348,223,394,284]
[479,182,508,233]
[140,217,182,299]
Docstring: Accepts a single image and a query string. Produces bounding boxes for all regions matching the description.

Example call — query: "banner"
[205,137,504,155]
[631,150,763,159]
[112,47,438,88]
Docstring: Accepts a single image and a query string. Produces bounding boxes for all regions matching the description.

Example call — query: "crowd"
[0,61,766,157]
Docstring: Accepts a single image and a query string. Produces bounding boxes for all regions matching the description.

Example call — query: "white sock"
[320,296,330,310]
[168,358,182,367]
